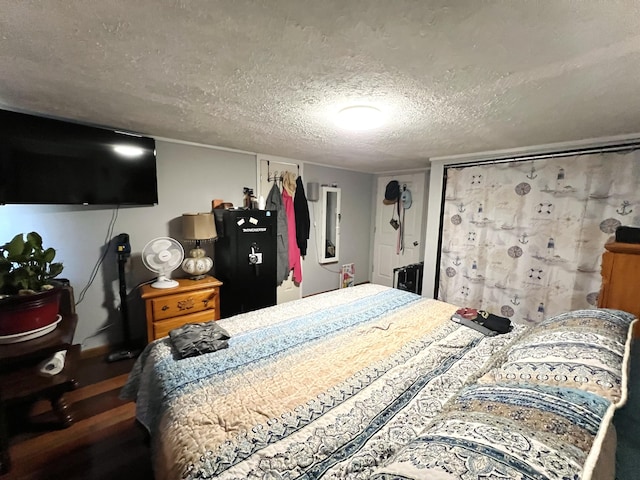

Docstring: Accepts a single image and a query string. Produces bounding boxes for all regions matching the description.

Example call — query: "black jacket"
[294,176,310,256]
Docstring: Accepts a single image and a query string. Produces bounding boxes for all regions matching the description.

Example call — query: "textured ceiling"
[1,1,639,173]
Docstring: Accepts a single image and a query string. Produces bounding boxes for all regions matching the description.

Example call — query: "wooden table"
[0,285,79,474]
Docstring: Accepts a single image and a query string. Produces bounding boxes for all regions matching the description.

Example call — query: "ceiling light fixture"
[335,105,384,131]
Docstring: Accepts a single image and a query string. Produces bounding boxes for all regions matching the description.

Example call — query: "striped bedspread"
[122,284,526,480]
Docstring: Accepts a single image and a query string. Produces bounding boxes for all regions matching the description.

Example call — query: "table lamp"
[181,212,217,279]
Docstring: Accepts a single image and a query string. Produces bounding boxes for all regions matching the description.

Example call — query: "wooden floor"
[3,353,153,480]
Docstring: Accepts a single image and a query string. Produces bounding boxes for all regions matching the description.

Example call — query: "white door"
[372,172,427,289]
[258,156,302,304]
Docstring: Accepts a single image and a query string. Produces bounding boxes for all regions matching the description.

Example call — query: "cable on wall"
[75,206,120,306]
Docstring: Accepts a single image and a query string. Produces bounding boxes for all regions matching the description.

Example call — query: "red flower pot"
[0,287,62,337]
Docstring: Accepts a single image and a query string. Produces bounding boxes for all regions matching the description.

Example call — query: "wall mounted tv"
[0,109,158,205]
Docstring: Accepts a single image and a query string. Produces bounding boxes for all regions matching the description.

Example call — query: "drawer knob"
[161,305,169,311]
[203,299,209,307]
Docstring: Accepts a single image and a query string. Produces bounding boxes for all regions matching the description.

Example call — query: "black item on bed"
[477,310,513,333]
[452,308,513,335]
[451,314,497,336]
[169,321,231,359]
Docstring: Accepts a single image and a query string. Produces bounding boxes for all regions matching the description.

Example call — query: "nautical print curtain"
[437,149,640,324]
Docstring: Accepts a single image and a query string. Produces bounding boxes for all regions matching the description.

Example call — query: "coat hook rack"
[267,170,283,182]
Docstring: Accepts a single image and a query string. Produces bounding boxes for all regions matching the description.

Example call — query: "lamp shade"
[182,212,217,240]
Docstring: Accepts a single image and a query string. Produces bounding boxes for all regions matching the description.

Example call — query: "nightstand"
[599,242,640,338]
[141,276,223,342]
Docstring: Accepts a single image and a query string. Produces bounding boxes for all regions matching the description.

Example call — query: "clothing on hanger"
[282,171,296,197]
[265,182,289,284]
[283,188,302,283]
[294,176,310,257]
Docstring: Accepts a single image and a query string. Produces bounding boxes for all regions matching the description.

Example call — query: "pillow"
[479,308,636,406]
[373,382,614,480]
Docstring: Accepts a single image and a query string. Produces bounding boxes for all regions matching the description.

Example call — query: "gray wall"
[0,140,374,350]
[0,140,255,350]
[301,163,374,295]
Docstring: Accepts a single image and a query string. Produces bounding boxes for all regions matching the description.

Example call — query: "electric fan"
[142,237,184,289]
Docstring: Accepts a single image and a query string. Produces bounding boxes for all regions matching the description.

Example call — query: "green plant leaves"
[5,233,27,259]
[43,247,56,264]
[48,262,64,279]
[0,232,63,294]
[26,231,43,250]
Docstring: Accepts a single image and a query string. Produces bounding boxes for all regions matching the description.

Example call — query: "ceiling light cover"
[335,106,384,131]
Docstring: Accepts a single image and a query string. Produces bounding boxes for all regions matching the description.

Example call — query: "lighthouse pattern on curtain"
[438,150,640,324]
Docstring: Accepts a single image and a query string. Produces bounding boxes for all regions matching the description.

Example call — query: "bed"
[121,284,636,480]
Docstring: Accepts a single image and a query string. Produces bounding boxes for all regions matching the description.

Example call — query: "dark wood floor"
[3,353,153,480]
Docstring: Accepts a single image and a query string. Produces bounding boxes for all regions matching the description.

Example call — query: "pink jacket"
[282,189,302,283]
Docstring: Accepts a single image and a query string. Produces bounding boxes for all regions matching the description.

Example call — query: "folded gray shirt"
[169,321,231,359]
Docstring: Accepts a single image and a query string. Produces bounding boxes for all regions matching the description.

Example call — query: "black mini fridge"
[213,209,277,318]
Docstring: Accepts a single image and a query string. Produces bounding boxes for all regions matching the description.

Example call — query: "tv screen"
[0,109,158,205]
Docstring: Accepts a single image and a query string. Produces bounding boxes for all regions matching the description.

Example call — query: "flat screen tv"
[0,109,158,205]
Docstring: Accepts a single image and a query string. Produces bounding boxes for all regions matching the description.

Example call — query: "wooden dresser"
[599,242,640,338]
[141,276,223,342]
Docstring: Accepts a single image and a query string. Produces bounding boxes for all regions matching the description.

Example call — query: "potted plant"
[0,232,64,339]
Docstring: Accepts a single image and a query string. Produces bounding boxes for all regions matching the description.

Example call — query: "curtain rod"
[444,140,640,169]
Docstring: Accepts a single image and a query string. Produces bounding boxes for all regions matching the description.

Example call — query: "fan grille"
[142,237,184,288]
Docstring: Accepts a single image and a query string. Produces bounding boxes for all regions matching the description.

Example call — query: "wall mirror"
[319,186,341,264]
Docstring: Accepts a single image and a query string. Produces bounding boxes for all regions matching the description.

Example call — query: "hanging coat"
[283,188,302,283]
[265,182,289,285]
[294,176,310,256]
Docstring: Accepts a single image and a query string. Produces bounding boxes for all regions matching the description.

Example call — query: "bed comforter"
[122,284,527,480]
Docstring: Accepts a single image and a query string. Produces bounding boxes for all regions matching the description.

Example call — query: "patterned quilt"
[121,284,527,480]
[374,308,637,480]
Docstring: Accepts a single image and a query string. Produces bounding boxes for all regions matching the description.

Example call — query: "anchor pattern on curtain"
[438,150,640,324]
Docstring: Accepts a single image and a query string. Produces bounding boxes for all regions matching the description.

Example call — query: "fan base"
[151,278,179,289]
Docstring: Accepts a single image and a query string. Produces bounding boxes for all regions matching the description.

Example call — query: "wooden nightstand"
[140,276,223,342]
[599,242,640,338]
